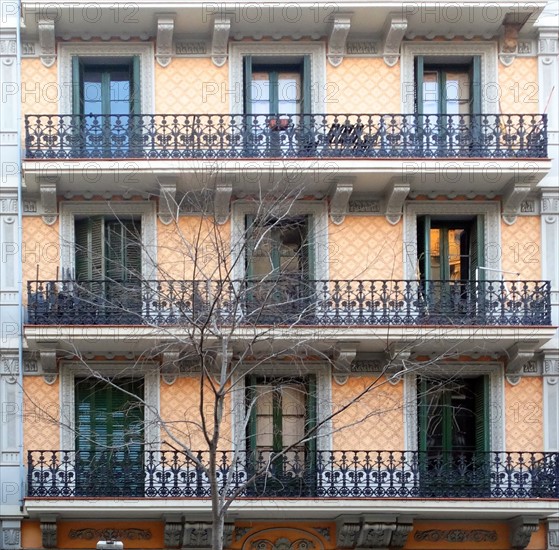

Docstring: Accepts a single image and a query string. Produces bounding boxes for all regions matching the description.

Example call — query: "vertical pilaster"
[0,0,22,545]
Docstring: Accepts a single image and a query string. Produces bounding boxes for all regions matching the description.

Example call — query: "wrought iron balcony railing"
[27,450,559,499]
[26,279,551,327]
[25,113,547,160]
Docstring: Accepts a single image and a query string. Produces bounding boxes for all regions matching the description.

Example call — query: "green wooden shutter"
[75,217,105,281]
[75,379,144,496]
[470,56,482,115]
[305,376,317,456]
[244,56,253,114]
[305,215,315,280]
[302,55,312,114]
[245,214,256,280]
[105,221,142,281]
[474,375,490,452]
[131,56,141,115]
[470,216,485,281]
[417,215,431,281]
[72,56,83,115]
[415,56,424,115]
[418,377,429,453]
[246,375,258,453]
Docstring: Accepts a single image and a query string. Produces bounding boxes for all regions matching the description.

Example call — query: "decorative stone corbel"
[164,519,183,548]
[509,517,539,549]
[330,180,354,224]
[158,177,178,225]
[211,17,231,67]
[156,14,175,67]
[183,523,212,548]
[502,181,532,225]
[387,343,411,384]
[40,518,57,549]
[38,19,56,67]
[547,518,559,550]
[506,344,534,384]
[359,522,395,548]
[214,181,232,224]
[161,351,181,385]
[382,14,408,67]
[223,523,235,548]
[336,518,361,548]
[391,520,413,548]
[500,22,522,66]
[333,342,358,373]
[384,179,410,225]
[40,350,58,384]
[327,15,352,66]
[39,178,58,225]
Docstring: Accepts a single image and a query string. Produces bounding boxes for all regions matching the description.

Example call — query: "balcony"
[25,113,547,160]
[26,279,551,327]
[27,449,559,499]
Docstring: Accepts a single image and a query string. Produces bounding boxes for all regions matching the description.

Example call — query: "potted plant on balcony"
[269,117,290,130]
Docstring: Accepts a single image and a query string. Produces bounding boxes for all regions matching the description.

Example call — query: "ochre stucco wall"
[500,216,541,280]
[22,217,60,286]
[20,58,59,117]
[155,58,229,114]
[23,376,60,455]
[159,377,232,451]
[505,377,544,452]
[498,57,540,115]
[157,217,231,280]
[332,376,405,450]
[326,58,401,114]
[329,216,404,280]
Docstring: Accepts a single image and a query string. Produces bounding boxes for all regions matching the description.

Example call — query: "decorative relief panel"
[414,529,497,543]
[69,528,152,540]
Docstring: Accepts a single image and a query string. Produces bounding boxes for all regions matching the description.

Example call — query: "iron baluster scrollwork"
[27,450,559,499]
[27,279,551,327]
[25,113,548,160]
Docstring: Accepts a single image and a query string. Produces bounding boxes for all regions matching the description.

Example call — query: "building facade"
[1,0,559,548]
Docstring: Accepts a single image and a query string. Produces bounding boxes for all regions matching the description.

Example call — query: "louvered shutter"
[244,56,253,114]
[474,375,490,453]
[75,217,105,281]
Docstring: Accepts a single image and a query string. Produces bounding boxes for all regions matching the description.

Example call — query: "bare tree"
[25,179,505,550]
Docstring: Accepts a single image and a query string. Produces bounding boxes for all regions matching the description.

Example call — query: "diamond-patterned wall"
[505,377,543,451]
[326,59,401,114]
[155,58,230,114]
[500,216,541,280]
[23,376,60,455]
[20,59,58,117]
[498,57,539,115]
[332,376,405,450]
[329,216,404,280]
[22,218,60,298]
[157,218,231,280]
[160,377,232,450]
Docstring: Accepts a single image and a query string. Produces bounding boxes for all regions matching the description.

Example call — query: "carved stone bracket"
[38,19,56,67]
[214,181,233,224]
[164,521,182,548]
[158,177,178,224]
[223,523,235,548]
[161,351,181,384]
[500,21,523,66]
[502,182,532,225]
[40,519,57,549]
[156,15,175,67]
[387,343,411,384]
[384,180,410,225]
[333,342,358,372]
[337,516,413,549]
[509,517,539,549]
[330,181,354,224]
[39,178,58,225]
[1,525,21,550]
[211,17,231,67]
[547,518,559,550]
[327,15,352,66]
[382,14,408,66]
[40,351,58,384]
[506,344,535,384]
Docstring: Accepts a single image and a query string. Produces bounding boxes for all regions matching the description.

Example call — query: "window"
[74,216,143,321]
[75,377,144,497]
[415,57,481,116]
[244,58,311,115]
[71,56,141,156]
[417,215,484,282]
[246,376,317,493]
[417,375,490,496]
